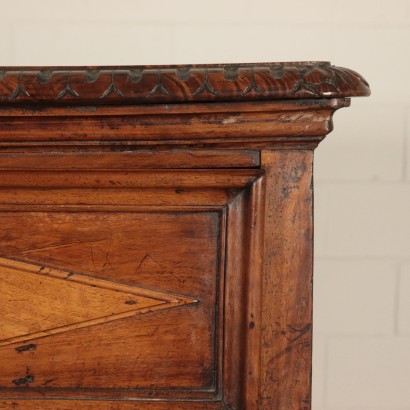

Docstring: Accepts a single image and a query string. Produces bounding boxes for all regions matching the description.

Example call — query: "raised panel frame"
[0,154,269,409]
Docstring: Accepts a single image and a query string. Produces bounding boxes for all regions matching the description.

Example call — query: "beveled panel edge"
[0,208,227,400]
[0,62,370,105]
[0,151,260,170]
[221,175,266,409]
[0,398,225,409]
[0,169,264,189]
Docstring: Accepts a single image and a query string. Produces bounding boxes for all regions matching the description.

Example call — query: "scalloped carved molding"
[0,62,370,104]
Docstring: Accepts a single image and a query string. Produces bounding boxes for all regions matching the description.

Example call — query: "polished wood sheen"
[0,257,198,347]
[0,62,369,409]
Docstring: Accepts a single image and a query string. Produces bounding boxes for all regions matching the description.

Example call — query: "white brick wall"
[407,107,410,181]
[314,260,397,336]
[398,264,410,335]
[326,338,410,409]
[1,1,409,408]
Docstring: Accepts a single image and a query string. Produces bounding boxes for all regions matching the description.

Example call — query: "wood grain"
[0,100,344,151]
[223,175,265,410]
[0,108,336,141]
[0,61,369,408]
[0,98,348,154]
[0,400,225,409]
[0,212,220,395]
[259,150,314,409]
[0,63,370,105]
[0,257,197,347]
[0,169,262,189]
[0,150,260,170]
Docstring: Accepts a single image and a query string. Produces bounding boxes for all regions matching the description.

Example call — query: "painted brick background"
[1,1,409,408]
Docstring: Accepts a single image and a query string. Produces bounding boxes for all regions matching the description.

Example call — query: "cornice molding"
[0,62,370,105]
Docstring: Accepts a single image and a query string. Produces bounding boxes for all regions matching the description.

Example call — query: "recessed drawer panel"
[0,211,221,398]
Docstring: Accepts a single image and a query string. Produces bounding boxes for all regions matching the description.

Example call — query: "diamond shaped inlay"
[0,257,198,347]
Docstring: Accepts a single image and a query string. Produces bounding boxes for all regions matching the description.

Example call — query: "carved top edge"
[0,62,370,105]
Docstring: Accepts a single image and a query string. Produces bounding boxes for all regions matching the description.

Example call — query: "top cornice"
[0,62,370,105]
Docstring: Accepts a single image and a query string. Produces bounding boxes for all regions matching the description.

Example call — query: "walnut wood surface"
[259,151,314,409]
[0,62,370,104]
[0,61,369,409]
[0,150,260,170]
[0,211,221,400]
[0,401,224,409]
[0,99,347,151]
[0,257,197,347]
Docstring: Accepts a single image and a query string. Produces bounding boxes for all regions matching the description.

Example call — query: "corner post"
[259,150,314,409]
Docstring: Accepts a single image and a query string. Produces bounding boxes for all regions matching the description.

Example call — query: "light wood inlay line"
[0,257,198,347]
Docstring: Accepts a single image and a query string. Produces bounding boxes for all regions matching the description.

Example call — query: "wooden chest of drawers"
[0,62,369,409]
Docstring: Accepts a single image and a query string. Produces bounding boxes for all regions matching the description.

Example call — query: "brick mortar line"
[316,181,410,186]
[403,105,409,181]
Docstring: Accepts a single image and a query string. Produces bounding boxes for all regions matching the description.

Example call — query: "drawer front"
[0,155,265,409]
[0,211,218,391]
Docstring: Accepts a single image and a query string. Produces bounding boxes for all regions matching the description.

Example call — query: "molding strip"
[0,62,370,105]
